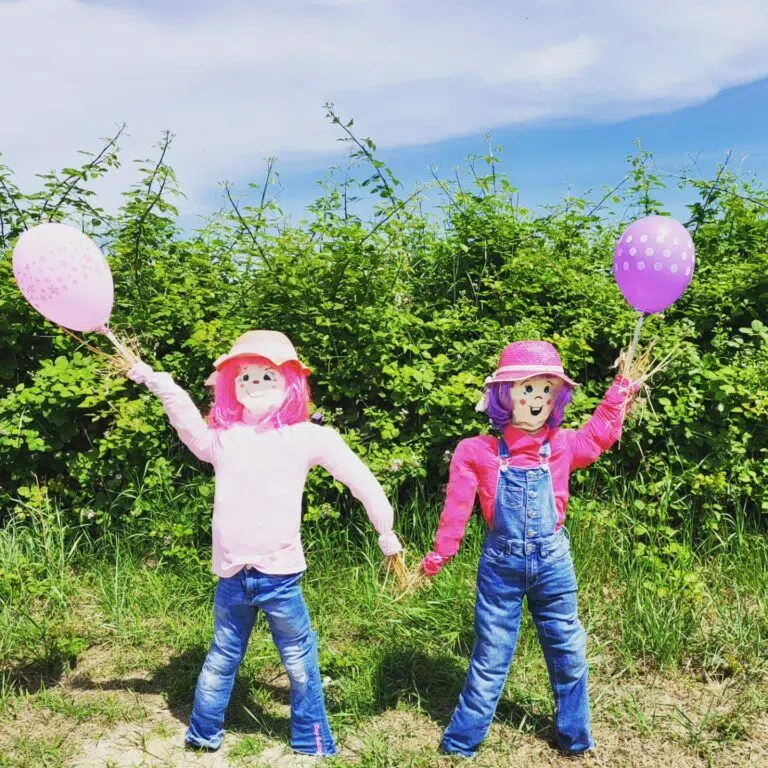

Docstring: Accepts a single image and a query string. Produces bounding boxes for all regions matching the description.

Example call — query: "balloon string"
[618,311,648,428]
[624,312,646,379]
[58,326,117,362]
[102,327,128,357]
[100,326,139,367]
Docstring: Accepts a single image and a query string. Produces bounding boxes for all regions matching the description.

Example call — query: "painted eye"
[242,374,250,382]
[524,385,534,394]
[544,385,551,394]
[263,372,274,382]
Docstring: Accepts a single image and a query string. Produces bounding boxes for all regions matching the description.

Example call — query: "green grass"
[1,496,766,766]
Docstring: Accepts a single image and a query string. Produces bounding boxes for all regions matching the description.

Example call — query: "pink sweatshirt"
[426,376,632,573]
[138,369,402,577]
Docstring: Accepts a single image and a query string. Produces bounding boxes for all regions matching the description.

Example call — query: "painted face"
[510,375,560,432]
[235,362,286,414]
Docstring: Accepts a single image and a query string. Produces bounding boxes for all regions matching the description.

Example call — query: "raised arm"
[312,426,402,557]
[566,375,637,471]
[127,362,218,464]
[422,439,479,576]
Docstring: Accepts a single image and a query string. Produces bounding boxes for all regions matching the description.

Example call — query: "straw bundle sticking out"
[103,329,142,374]
[617,336,680,388]
[60,326,142,375]
[616,337,681,422]
[387,551,413,592]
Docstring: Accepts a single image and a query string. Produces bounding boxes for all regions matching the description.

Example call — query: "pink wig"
[207,355,311,430]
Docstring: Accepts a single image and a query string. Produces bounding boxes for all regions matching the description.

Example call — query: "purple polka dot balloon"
[613,215,695,314]
[12,222,114,332]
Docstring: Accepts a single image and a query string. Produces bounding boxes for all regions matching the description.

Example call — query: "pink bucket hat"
[485,340,578,388]
[205,330,311,386]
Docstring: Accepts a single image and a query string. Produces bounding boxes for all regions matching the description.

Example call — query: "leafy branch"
[324,103,401,205]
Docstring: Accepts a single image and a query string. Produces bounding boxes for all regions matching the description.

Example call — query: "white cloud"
[1,0,767,215]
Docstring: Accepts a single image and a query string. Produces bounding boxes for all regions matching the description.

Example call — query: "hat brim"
[486,370,578,388]
[212,350,310,371]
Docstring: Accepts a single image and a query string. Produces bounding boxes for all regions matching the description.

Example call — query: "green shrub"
[1,122,766,567]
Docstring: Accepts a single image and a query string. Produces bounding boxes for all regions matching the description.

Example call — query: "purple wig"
[486,381,574,432]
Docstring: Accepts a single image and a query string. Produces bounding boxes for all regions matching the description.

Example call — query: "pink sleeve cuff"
[378,531,403,556]
[126,361,153,385]
[615,375,641,396]
[422,551,445,576]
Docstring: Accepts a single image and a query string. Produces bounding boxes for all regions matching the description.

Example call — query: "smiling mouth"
[529,406,543,417]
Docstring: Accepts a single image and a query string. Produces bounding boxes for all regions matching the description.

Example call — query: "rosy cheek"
[519,399,527,406]
[547,398,552,405]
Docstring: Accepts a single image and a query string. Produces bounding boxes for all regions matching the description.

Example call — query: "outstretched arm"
[567,375,638,471]
[313,426,402,557]
[127,362,218,465]
[422,439,479,576]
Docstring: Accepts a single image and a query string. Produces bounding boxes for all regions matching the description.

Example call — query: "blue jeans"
[185,567,336,756]
[441,531,594,757]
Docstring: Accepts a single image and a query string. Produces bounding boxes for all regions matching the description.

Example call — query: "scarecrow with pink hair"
[127,331,403,757]
[421,340,640,758]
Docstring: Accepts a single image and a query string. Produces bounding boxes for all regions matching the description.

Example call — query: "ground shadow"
[69,646,292,743]
[496,695,556,748]
[372,648,555,746]
[3,657,70,696]
[68,642,557,750]
[372,648,466,725]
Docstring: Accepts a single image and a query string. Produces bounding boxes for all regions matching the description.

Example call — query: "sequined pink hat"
[485,340,578,388]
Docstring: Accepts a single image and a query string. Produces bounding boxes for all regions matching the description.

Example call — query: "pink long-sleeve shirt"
[427,376,632,572]
[139,370,402,577]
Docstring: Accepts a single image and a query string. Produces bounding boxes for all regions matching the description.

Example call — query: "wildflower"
[389,459,404,472]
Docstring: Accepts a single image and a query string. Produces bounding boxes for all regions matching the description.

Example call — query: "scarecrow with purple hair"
[421,340,641,758]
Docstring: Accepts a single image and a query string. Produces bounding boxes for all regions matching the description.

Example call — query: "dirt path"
[2,647,766,767]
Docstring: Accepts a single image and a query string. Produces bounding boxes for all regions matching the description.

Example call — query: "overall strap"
[498,437,510,459]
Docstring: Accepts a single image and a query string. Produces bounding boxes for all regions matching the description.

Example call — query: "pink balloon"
[12,222,114,332]
[613,215,695,314]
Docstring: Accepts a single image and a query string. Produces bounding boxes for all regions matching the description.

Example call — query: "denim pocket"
[481,538,506,562]
[545,532,571,562]
[498,482,525,511]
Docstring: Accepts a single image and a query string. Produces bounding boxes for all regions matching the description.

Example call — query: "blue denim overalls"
[442,437,594,757]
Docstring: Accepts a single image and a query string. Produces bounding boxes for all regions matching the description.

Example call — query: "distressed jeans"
[185,567,336,756]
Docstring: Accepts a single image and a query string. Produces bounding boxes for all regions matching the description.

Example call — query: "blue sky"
[250,78,768,226]
[2,0,768,228]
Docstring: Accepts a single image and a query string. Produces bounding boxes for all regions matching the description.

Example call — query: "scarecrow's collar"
[501,423,553,453]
